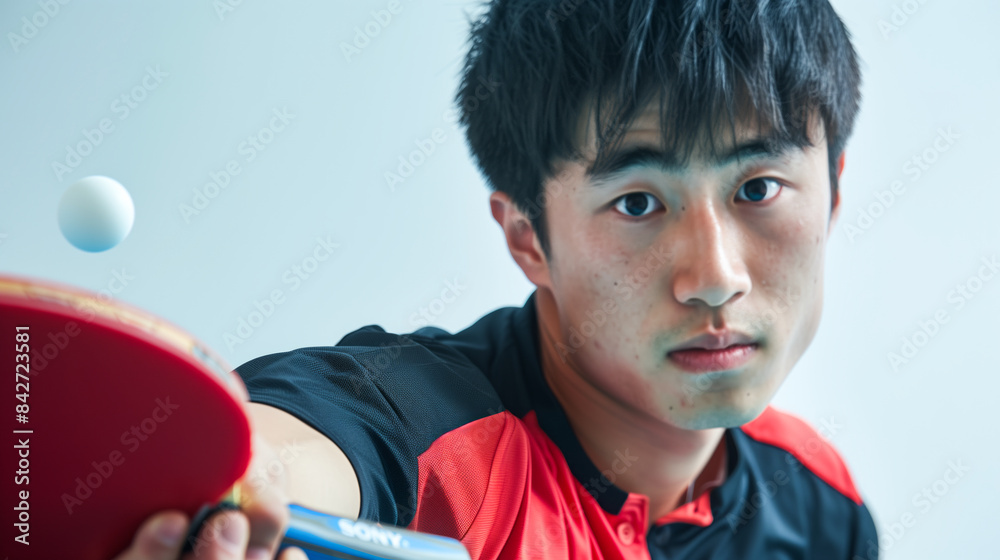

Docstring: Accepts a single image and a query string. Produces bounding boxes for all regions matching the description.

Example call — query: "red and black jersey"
[236,291,879,559]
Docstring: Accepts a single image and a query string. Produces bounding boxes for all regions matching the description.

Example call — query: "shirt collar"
[509,289,746,519]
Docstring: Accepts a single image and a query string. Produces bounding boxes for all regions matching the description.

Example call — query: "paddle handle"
[279,503,472,560]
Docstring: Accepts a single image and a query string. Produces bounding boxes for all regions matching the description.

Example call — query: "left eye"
[735,178,782,203]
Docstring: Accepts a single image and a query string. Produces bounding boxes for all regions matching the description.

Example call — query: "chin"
[667,398,771,430]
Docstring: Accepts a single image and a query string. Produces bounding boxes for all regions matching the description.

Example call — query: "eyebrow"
[585,135,801,187]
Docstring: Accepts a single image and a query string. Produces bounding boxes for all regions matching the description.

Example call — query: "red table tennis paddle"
[0,273,471,560]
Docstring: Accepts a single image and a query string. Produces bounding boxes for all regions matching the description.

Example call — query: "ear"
[489,191,552,288]
[828,151,845,233]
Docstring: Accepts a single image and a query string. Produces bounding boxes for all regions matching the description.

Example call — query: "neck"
[534,288,727,521]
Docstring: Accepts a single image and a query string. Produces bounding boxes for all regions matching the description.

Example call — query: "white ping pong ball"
[58,176,135,252]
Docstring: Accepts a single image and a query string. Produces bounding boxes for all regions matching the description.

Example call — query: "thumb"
[187,510,250,560]
[112,511,188,560]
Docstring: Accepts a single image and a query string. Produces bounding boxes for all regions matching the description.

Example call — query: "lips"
[668,343,757,373]
[667,330,758,373]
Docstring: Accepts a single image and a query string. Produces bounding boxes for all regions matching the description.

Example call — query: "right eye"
[612,192,663,218]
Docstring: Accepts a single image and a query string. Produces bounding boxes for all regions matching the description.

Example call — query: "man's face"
[537,102,841,430]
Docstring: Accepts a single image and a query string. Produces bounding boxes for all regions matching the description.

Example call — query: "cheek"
[554,253,638,354]
[753,203,829,352]
[549,197,633,316]
[549,230,658,383]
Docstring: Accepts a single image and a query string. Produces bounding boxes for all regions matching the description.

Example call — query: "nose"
[670,200,751,308]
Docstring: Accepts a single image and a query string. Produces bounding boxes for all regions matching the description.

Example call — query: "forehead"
[572,93,826,171]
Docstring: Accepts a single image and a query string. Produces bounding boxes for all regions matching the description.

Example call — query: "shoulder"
[735,406,880,555]
[235,324,511,525]
[236,324,504,441]
[738,404,861,505]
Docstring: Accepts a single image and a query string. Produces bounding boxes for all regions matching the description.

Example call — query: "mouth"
[667,343,758,374]
[666,330,758,373]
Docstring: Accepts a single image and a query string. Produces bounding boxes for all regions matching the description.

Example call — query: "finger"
[241,492,289,560]
[277,546,309,560]
[184,510,249,560]
[112,511,188,560]
[239,433,292,560]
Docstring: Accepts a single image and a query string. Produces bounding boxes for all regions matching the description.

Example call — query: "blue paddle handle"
[278,503,472,560]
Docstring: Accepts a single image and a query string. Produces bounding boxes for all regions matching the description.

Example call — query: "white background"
[1,1,997,557]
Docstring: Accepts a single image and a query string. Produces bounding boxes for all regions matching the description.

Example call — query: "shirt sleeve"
[849,500,880,559]
[233,325,505,526]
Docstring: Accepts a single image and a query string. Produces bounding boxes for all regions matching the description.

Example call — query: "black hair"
[455,0,862,260]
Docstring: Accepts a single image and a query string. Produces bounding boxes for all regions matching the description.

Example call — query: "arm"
[246,401,361,519]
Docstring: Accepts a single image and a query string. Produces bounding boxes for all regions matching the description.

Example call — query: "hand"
[113,434,304,560]
[112,510,306,560]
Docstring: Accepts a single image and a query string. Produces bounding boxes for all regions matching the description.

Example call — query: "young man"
[119,0,877,558]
